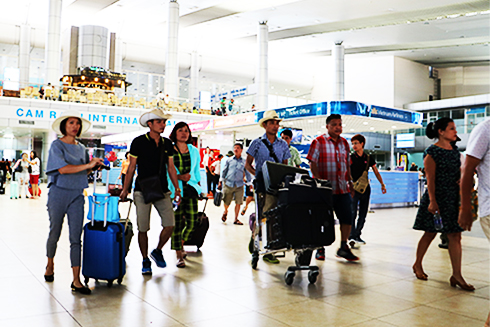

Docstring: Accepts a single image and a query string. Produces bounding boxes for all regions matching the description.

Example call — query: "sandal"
[222,213,227,222]
[233,220,243,225]
[241,208,247,216]
[176,259,186,268]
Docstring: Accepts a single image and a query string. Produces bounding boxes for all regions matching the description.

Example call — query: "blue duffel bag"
[88,193,120,223]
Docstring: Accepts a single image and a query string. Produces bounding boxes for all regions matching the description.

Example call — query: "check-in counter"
[369,171,419,208]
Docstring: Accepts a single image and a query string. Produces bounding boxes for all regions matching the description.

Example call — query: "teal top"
[167,144,202,198]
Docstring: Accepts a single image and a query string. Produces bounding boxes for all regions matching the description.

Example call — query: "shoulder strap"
[365,154,370,171]
[261,138,280,163]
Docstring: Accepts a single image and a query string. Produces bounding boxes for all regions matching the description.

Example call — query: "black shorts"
[245,185,253,197]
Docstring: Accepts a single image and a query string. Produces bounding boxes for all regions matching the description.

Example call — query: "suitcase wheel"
[117,278,123,285]
[84,276,89,285]
[107,280,114,288]
[284,271,295,285]
[308,270,319,284]
[251,252,259,270]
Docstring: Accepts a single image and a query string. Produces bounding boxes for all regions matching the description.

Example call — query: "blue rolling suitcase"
[82,170,126,287]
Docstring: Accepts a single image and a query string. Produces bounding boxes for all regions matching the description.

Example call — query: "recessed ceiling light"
[308,120,314,123]
[363,122,368,125]
[392,125,397,128]
[350,129,354,131]
[317,131,321,134]
[465,12,478,16]
[370,127,375,130]
[447,14,460,18]
[215,131,219,134]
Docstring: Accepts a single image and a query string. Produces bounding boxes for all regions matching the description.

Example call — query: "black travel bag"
[184,197,209,250]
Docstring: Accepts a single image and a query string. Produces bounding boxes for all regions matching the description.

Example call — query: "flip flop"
[241,208,246,216]
[176,259,186,268]
[222,213,227,222]
[233,220,243,225]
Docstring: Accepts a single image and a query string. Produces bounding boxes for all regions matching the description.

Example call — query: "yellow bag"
[352,155,370,194]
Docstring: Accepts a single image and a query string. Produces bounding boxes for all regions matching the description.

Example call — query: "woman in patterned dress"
[412,117,474,291]
[168,122,202,268]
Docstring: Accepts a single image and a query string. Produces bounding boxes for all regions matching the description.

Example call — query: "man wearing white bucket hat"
[120,109,181,275]
[45,111,104,295]
[245,110,291,264]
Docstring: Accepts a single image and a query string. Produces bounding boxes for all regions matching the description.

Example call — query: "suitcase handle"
[119,198,133,231]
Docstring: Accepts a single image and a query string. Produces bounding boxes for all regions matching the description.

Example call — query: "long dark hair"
[169,122,193,144]
[426,117,453,140]
[30,151,38,159]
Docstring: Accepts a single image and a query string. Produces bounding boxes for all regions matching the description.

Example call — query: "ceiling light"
[350,129,354,131]
[447,14,460,18]
[363,122,368,125]
[317,131,321,134]
[406,21,411,24]
[308,120,314,123]
[342,124,346,127]
[465,12,478,16]
[392,125,397,128]
[481,10,490,15]
[436,16,443,20]
[370,127,375,130]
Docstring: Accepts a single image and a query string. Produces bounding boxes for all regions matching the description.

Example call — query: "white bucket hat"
[139,109,173,127]
[258,110,283,128]
[51,111,91,135]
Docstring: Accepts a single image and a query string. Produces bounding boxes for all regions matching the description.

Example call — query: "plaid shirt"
[306,134,351,194]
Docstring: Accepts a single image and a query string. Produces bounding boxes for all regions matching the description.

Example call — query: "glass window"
[452,109,464,119]
[438,111,450,118]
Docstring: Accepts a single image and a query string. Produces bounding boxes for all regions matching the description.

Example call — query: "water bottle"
[172,195,180,211]
[433,211,443,231]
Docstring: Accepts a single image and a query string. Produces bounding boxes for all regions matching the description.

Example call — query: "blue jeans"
[350,185,371,239]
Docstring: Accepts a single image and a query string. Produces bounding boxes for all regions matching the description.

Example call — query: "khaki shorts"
[133,191,175,232]
[481,214,490,241]
[223,185,244,206]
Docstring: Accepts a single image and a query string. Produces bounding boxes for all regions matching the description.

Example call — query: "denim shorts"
[332,193,353,225]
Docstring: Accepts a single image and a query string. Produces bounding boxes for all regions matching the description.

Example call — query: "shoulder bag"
[261,138,280,163]
[352,155,370,194]
[138,138,166,204]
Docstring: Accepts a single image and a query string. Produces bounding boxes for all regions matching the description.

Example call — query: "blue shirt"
[246,134,291,176]
[46,139,89,190]
[220,155,251,188]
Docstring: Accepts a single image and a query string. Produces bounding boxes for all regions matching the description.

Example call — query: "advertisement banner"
[213,113,255,129]
[188,120,213,132]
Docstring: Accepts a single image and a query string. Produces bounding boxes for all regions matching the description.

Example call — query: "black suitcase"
[184,198,209,250]
[261,161,308,194]
[213,190,223,206]
[0,187,5,195]
[278,175,332,207]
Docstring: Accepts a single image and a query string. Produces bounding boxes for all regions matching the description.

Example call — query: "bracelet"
[175,188,181,192]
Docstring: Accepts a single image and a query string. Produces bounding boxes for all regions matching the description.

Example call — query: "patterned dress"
[413,144,463,233]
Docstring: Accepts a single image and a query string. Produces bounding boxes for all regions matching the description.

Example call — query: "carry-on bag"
[0,187,4,195]
[82,169,126,287]
[184,197,209,250]
[10,181,19,199]
[108,184,122,197]
[118,199,134,257]
[213,190,223,206]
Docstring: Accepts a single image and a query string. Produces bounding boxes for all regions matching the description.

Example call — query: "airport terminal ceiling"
[0,0,488,88]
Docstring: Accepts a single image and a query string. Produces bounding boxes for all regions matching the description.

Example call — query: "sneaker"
[150,249,167,268]
[263,254,280,264]
[348,239,357,249]
[356,237,366,245]
[142,258,152,275]
[315,248,325,261]
[336,247,359,261]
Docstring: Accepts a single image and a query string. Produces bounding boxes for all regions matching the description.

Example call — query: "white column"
[190,51,199,106]
[256,21,268,111]
[114,37,123,72]
[45,0,62,86]
[391,130,395,170]
[19,24,31,89]
[164,0,180,100]
[332,42,345,101]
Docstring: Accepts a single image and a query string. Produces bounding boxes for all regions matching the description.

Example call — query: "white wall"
[344,55,395,107]
[394,57,433,107]
[439,66,490,99]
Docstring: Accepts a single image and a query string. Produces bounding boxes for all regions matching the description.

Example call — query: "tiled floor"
[0,184,488,327]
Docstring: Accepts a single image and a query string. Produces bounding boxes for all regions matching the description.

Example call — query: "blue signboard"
[254,101,423,126]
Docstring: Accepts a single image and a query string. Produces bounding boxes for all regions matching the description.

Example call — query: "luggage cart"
[250,162,334,285]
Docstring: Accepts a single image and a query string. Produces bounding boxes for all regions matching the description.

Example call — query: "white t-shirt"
[211,160,221,175]
[466,119,490,217]
[30,158,40,175]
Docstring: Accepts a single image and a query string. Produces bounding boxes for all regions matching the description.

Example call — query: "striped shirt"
[306,134,351,194]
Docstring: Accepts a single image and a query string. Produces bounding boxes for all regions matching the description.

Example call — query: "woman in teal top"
[168,122,202,268]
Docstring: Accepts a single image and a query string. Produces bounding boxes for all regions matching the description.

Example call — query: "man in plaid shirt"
[306,114,359,261]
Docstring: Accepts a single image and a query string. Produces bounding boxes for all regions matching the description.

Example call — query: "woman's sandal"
[222,213,227,222]
[176,259,186,268]
[233,220,243,225]
[241,208,247,216]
